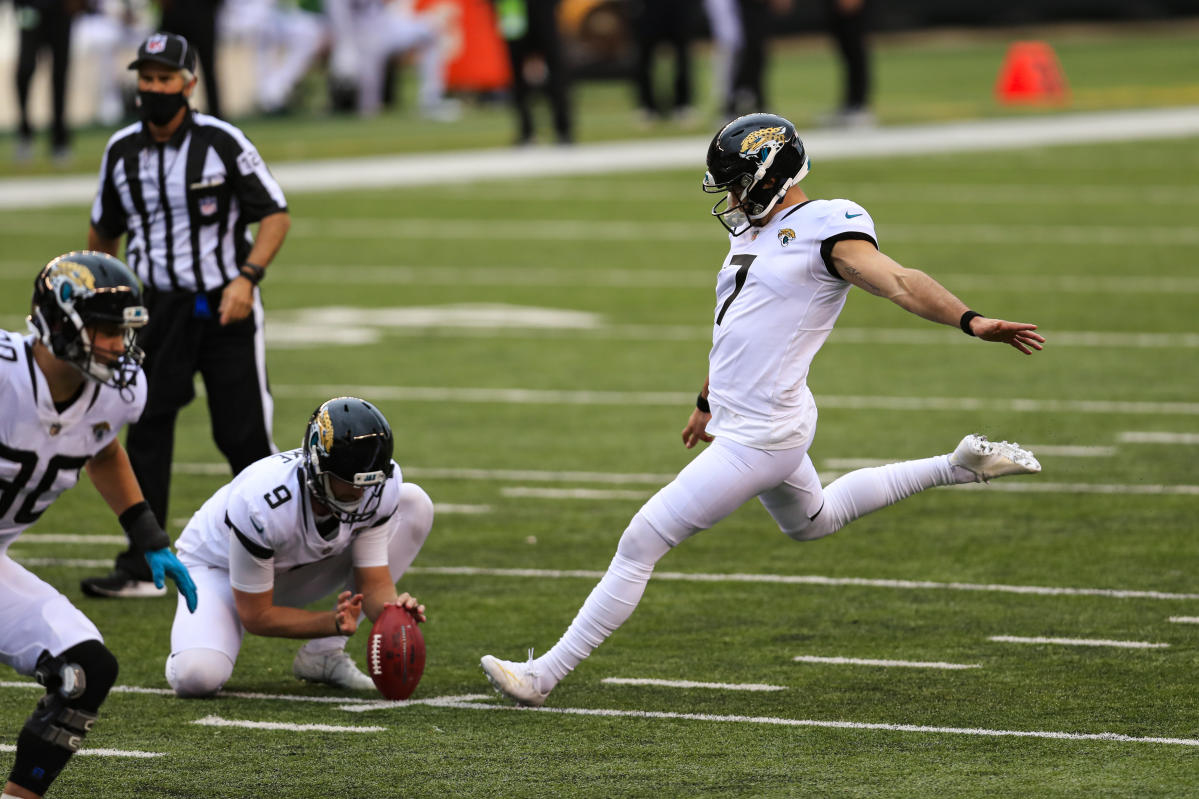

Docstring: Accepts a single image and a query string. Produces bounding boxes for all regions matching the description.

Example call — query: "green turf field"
[2,26,1199,799]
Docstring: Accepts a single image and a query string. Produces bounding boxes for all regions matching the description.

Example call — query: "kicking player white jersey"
[707,199,876,450]
[0,330,146,553]
[176,448,403,589]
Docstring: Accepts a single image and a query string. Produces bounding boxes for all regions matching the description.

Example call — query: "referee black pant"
[117,286,274,577]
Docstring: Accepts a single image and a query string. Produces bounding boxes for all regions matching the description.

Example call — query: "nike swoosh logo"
[251,517,264,533]
[845,211,863,219]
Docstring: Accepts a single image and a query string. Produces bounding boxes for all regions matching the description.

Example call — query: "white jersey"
[0,331,147,552]
[705,199,878,450]
[176,449,403,593]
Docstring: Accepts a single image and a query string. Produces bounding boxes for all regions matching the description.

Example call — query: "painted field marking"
[0,744,163,758]
[338,694,496,713]
[1118,432,1199,444]
[15,533,129,545]
[601,678,787,692]
[191,715,385,733]
[12,557,112,568]
[0,680,387,706]
[269,385,1199,417]
[502,487,650,501]
[1169,617,1199,624]
[793,656,980,670]
[349,694,1199,748]
[988,636,1170,649]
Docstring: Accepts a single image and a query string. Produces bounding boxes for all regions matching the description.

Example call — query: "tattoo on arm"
[842,265,884,296]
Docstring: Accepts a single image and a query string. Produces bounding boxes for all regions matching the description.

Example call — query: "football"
[367,605,425,700]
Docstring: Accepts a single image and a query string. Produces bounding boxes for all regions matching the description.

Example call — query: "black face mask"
[137,90,187,126]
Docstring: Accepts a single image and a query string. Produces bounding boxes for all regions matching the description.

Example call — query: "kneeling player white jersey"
[176,449,404,593]
[706,199,878,451]
[0,331,146,552]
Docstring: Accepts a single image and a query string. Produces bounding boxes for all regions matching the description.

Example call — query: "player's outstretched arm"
[829,238,1044,355]
[85,440,198,611]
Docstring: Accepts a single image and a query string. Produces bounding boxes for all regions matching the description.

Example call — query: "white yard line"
[16,533,129,544]
[988,636,1170,649]
[191,715,385,733]
[1118,432,1199,444]
[502,487,650,501]
[793,656,980,670]
[6,106,1198,210]
[601,678,787,692]
[355,695,1199,747]
[0,744,163,758]
[1168,617,1199,624]
[267,385,1199,416]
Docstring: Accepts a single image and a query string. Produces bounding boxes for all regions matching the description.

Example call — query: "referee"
[81,32,290,600]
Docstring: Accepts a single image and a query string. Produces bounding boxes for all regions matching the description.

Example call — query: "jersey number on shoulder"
[264,485,292,509]
[0,444,88,525]
[0,341,17,362]
[716,254,756,325]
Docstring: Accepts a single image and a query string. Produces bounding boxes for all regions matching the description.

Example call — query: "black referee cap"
[128,32,197,73]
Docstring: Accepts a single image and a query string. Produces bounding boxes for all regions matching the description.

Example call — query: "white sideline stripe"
[601,678,787,692]
[793,656,981,670]
[396,696,1199,747]
[1169,617,1199,624]
[407,567,1199,601]
[502,486,650,501]
[191,715,385,733]
[269,385,1199,417]
[7,106,1199,209]
[0,743,163,758]
[1118,431,1199,444]
[988,635,1170,649]
[16,533,128,544]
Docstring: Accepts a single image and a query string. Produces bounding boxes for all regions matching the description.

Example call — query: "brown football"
[367,605,425,700]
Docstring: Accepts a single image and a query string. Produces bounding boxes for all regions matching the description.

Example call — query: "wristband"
[239,262,266,285]
[696,393,711,414]
[959,310,982,337]
[119,501,170,551]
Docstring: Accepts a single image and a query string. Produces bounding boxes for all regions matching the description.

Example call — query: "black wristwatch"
[239,262,266,285]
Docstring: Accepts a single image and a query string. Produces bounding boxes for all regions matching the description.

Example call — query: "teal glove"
[145,548,198,613]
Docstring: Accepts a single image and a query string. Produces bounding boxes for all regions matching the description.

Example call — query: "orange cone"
[995,41,1069,105]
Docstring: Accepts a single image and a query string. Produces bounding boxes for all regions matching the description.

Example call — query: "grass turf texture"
[2,35,1199,799]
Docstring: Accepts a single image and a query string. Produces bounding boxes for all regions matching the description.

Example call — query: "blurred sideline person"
[702,0,740,119]
[820,0,874,128]
[81,32,290,601]
[72,0,153,126]
[481,113,1045,707]
[727,0,791,116]
[165,397,433,695]
[2,252,196,799]
[632,0,695,125]
[325,0,460,119]
[13,0,79,164]
[494,0,572,145]
[159,0,224,117]
[218,0,329,114]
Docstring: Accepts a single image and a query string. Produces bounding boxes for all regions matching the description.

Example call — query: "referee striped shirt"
[90,111,287,293]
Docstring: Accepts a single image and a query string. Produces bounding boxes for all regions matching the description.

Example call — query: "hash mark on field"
[793,655,981,670]
[0,743,163,758]
[602,678,787,692]
[1118,431,1199,444]
[988,635,1170,649]
[394,696,1199,747]
[1168,617,1199,624]
[191,715,385,733]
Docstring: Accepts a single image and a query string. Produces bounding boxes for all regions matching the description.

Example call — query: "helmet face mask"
[28,252,148,391]
[702,113,810,236]
[303,397,395,526]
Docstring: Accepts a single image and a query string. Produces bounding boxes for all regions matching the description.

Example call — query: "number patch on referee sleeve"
[236,149,263,176]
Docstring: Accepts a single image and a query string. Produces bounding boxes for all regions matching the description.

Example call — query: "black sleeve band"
[819,231,878,280]
[960,310,982,336]
[696,394,711,414]
[120,501,170,551]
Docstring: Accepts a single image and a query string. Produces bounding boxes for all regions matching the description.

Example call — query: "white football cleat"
[293,648,375,691]
[950,434,1041,483]
[481,652,552,707]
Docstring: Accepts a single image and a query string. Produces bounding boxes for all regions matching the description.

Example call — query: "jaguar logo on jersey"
[778,228,796,247]
[740,126,785,161]
[92,422,111,442]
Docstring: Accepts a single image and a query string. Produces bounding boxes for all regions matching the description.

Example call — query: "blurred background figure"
[631,0,694,126]
[325,0,459,119]
[702,0,740,121]
[495,0,572,145]
[159,0,224,117]
[219,0,328,114]
[821,0,873,127]
[728,0,791,117]
[13,0,80,164]
[72,0,153,126]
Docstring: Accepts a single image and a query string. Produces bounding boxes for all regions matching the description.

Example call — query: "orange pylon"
[995,41,1069,105]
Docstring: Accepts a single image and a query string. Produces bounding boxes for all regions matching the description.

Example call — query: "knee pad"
[166,648,234,698]
[20,641,118,758]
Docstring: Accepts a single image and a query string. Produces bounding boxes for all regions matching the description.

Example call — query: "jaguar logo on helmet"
[313,406,335,453]
[740,126,785,160]
[778,228,796,247]
[47,260,98,300]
